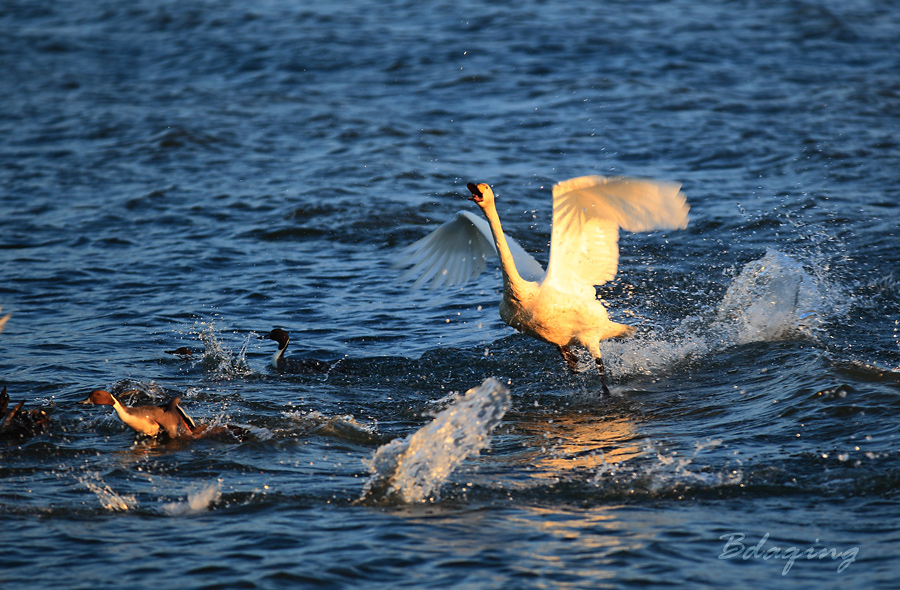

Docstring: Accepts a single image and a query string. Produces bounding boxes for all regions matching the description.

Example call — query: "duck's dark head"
[263,328,290,348]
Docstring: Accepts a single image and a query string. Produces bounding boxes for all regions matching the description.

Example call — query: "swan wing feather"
[398,210,544,289]
[544,175,688,295]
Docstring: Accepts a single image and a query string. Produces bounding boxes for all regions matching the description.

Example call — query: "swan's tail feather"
[611,323,636,340]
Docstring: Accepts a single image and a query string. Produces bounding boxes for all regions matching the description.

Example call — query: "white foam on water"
[361,377,511,504]
[604,249,838,379]
[162,482,222,516]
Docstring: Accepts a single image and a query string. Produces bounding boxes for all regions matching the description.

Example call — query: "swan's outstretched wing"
[543,175,689,296]
[397,210,544,289]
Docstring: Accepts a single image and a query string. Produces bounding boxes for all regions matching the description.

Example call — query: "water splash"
[162,482,222,516]
[361,377,511,504]
[106,380,169,404]
[713,248,827,344]
[606,249,835,378]
[75,472,138,512]
[645,438,743,493]
[589,438,743,496]
[195,322,253,379]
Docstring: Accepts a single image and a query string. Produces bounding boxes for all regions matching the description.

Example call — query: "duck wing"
[397,210,544,289]
[163,397,197,432]
[0,400,26,435]
[543,175,689,296]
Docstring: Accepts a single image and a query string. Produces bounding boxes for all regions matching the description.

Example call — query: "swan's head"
[467,182,495,209]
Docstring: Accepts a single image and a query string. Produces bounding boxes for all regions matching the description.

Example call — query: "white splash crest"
[361,377,511,504]
[713,248,828,345]
[604,249,835,378]
[162,482,222,516]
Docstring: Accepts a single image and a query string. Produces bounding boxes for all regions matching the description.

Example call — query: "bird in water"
[164,346,198,360]
[398,175,689,395]
[80,389,194,439]
[79,389,248,442]
[0,385,51,440]
[262,328,339,375]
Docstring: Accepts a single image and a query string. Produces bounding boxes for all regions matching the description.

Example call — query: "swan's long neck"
[481,204,528,300]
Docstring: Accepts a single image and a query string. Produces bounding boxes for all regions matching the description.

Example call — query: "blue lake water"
[1,0,899,588]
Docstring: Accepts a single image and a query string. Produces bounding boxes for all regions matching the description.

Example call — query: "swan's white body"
[399,175,689,394]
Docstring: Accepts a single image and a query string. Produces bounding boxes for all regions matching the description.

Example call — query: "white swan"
[398,175,689,395]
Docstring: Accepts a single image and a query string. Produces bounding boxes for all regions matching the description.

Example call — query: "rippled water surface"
[2,0,899,588]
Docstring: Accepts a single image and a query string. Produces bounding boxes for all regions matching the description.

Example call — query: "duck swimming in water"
[398,175,689,395]
[165,346,198,360]
[262,328,338,375]
[79,389,249,442]
[79,389,195,439]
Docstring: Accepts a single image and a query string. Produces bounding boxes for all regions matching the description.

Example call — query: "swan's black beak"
[467,182,483,203]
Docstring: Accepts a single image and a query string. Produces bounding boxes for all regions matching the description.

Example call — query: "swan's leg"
[585,341,611,396]
[557,345,580,372]
[595,356,612,397]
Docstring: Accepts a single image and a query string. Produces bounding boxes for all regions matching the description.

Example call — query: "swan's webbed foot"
[557,345,580,372]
